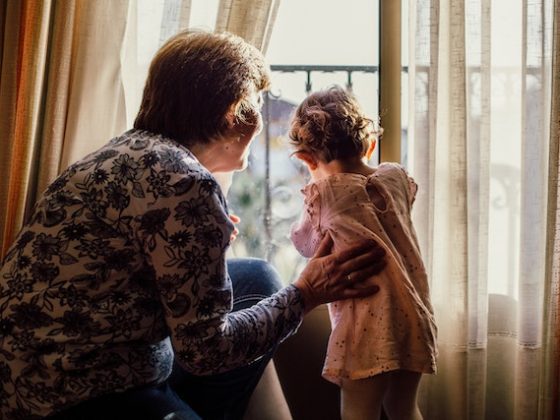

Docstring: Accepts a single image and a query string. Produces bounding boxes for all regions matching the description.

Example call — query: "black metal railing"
[271,65,379,93]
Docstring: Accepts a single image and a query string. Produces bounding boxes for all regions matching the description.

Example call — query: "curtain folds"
[215,0,281,53]
[0,0,130,259]
[58,0,129,171]
[542,0,560,417]
[409,0,557,418]
[0,0,60,258]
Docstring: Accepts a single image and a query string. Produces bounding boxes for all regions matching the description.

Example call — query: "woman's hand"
[229,214,240,242]
[293,234,386,313]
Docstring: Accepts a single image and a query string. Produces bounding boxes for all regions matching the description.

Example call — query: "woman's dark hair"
[134,30,270,146]
[289,86,379,163]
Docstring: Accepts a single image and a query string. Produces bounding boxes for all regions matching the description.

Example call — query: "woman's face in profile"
[216,91,264,172]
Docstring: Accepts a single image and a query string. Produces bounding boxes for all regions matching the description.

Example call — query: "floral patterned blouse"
[0,129,304,419]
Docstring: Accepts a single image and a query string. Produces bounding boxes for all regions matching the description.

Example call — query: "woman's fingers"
[229,214,241,242]
[331,241,387,279]
[336,240,386,269]
[339,283,380,300]
[293,238,388,313]
[336,240,379,260]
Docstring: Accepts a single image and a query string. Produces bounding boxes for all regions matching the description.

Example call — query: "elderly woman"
[0,31,385,420]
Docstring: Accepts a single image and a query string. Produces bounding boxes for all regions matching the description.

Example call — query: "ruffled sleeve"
[377,162,418,211]
[400,166,418,209]
[290,183,324,258]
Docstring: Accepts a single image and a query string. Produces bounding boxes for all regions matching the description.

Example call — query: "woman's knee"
[227,258,284,310]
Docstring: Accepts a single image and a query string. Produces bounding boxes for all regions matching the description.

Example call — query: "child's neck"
[311,157,376,181]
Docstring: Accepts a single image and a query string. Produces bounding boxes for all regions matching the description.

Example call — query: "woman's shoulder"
[115,129,218,182]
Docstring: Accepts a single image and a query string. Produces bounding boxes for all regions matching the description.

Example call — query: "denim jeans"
[49,258,285,420]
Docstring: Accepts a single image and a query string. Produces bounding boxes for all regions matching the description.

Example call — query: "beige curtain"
[58,0,129,171]
[0,0,60,258]
[215,0,281,54]
[408,0,558,418]
[542,0,560,417]
[0,0,130,259]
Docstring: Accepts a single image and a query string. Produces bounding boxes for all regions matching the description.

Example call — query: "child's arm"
[290,184,323,258]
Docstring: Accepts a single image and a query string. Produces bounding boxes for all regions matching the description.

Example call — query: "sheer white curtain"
[59,0,130,171]
[543,1,560,417]
[408,0,558,418]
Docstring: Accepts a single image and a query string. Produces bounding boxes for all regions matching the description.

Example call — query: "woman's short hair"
[289,86,379,163]
[134,30,271,146]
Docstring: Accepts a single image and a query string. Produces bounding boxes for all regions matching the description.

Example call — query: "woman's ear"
[224,107,238,129]
[294,151,319,170]
[366,137,377,160]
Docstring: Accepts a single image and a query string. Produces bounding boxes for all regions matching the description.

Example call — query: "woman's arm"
[140,162,385,375]
[138,164,305,374]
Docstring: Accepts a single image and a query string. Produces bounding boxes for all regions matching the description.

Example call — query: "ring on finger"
[347,273,352,281]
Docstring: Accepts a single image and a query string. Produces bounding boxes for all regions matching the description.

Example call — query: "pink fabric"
[291,163,437,384]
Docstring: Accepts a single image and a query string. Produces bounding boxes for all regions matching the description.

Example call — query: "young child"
[289,86,437,420]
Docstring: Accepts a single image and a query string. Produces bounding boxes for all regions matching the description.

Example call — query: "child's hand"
[229,214,240,242]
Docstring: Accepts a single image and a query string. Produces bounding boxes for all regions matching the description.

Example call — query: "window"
[227,1,381,281]
[124,0,383,283]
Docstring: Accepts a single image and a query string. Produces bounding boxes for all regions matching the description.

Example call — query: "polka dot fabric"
[290,163,437,385]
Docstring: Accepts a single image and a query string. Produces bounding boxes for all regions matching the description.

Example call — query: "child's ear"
[365,138,377,160]
[294,151,318,170]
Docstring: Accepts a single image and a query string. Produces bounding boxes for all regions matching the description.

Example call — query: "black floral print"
[0,129,304,419]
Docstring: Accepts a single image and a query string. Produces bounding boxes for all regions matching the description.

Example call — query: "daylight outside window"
[226,0,382,282]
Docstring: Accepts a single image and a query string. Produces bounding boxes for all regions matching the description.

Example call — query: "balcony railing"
[270,65,379,93]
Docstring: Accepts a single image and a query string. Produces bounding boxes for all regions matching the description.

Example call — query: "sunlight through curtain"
[0,0,71,258]
[542,1,560,417]
[408,0,558,418]
[0,0,130,259]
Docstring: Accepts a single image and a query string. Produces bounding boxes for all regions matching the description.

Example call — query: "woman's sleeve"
[289,183,323,258]
[137,170,304,375]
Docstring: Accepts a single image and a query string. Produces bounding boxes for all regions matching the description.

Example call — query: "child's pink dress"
[290,163,437,384]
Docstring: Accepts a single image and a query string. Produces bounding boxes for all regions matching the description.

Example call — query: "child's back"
[288,86,437,419]
[290,165,437,384]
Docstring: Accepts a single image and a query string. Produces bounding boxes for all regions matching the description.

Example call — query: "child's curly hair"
[289,86,380,163]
